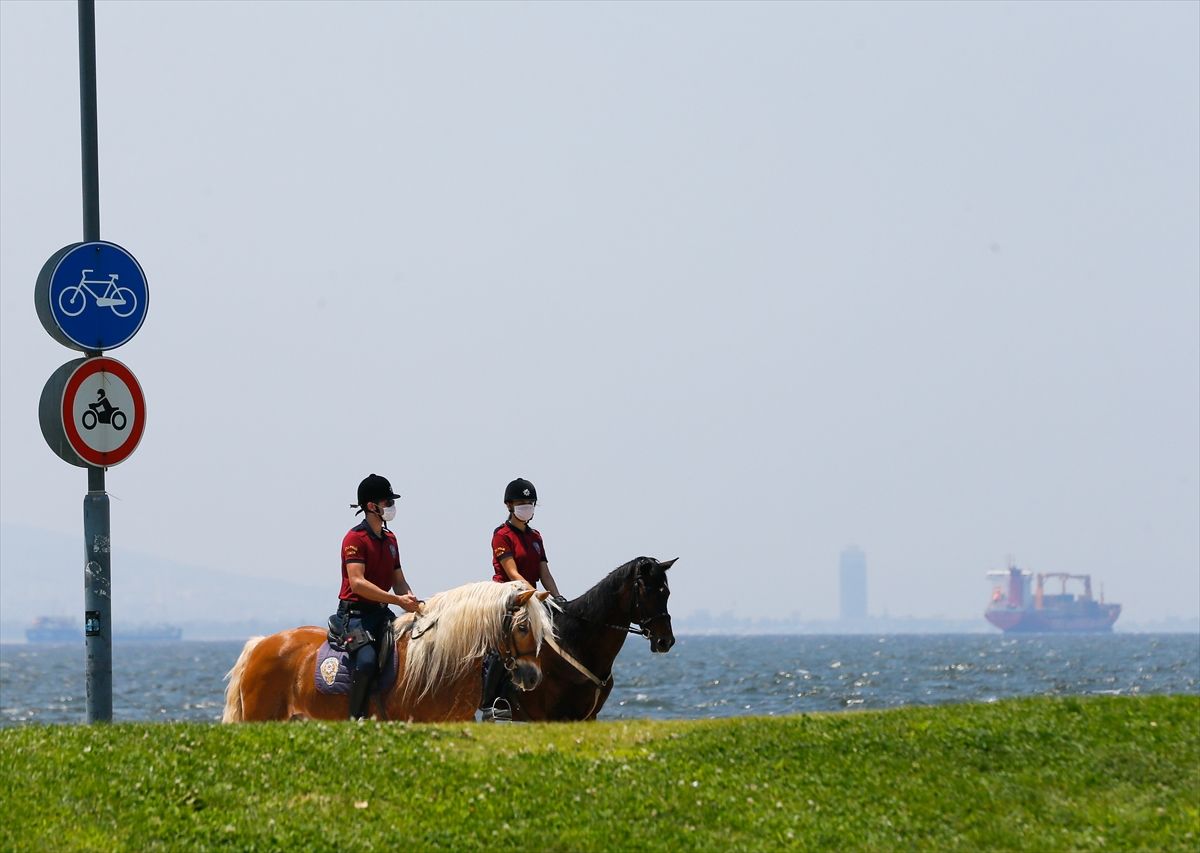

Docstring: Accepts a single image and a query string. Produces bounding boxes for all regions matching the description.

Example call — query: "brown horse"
[223,582,554,722]
[495,556,676,721]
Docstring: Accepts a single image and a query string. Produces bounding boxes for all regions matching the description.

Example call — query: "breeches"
[346,609,390,675]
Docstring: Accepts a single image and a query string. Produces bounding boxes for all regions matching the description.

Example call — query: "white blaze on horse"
[222,581,555,723]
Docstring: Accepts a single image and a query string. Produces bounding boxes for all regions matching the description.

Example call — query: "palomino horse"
[223,582,554,722]
[494,556,676,721]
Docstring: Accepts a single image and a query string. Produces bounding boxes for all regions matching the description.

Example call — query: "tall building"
[840,546,867,621]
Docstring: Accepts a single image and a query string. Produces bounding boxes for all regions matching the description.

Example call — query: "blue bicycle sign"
[36,241,148,352]
[58,269,138,318]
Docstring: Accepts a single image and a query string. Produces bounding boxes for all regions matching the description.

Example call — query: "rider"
[491,478,562,596]
[93,389,113,413]
[338,473,419,720]
[481,478,561,719]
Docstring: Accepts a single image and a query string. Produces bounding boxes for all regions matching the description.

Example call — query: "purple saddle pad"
[314,641,399,696]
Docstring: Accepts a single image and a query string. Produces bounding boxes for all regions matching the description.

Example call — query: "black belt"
[338,599,387,613]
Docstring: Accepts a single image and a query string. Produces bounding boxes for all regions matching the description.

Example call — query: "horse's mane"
[397,581,554,700]
[556,558,648,651]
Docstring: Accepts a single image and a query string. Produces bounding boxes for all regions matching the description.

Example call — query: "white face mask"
[512,504,535,522]
[379,503,397,522]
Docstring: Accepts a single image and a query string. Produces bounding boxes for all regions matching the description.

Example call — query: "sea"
[1,633,1196,727]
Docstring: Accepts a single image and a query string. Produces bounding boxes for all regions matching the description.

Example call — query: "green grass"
[0,696,1196,852]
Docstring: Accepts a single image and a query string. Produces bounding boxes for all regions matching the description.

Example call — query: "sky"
[1,1,1197,626]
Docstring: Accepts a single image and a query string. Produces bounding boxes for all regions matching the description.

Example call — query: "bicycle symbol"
[58,269,138,318]
[81,389,126,432]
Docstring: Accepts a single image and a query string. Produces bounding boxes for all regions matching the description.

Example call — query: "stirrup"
[481,698,512,723]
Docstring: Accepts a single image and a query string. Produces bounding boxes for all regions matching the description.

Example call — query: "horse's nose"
[514,660,542,690]
[652,635,675,654]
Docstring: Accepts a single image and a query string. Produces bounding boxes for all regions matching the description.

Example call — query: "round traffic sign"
[39,357,146,468]
[35,242,148,352]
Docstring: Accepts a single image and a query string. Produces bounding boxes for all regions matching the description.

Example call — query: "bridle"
[497,600,540,672]
[409,598,540,672]
[562,575,671,639]
[544,573,671,719]
[626,576,672,638]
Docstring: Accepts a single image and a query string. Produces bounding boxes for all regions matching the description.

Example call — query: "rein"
[406,599,537,670]
[547,575,668,697]
[559,578,669,639]
[543,636,605,687]
[409,616,438,640]
[541,634,611,721]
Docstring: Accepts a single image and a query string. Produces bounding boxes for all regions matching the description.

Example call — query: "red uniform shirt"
[339,521,401,602]
[491,521,547,585]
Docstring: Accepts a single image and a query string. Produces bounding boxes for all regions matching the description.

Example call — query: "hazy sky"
[2,1,1197,624]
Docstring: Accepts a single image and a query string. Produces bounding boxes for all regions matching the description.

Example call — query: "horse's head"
[503,589,554,691]
[633,557,676,653]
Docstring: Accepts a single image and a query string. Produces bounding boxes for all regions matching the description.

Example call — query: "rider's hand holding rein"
[347,492,419,613]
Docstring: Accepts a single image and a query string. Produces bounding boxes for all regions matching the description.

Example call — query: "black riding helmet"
[504,478,537,503]
[354,473,401,514]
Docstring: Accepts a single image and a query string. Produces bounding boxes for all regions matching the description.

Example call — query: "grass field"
[0,695,1196,852]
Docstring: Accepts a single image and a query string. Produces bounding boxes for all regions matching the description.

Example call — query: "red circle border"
[60,357,146,467]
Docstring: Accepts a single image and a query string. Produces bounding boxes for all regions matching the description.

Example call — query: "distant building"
[840,546,867,621]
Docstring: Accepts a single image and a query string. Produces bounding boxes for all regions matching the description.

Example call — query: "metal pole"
[84,467,112,723]
[78,0,100,243]
[78,0,112,723]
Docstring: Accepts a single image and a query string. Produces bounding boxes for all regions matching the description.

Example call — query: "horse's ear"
[659,557,678,570]
[514,589,536,607]
[536,590,551,601]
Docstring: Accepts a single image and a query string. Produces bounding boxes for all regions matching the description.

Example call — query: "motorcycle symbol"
[81,389,126,431]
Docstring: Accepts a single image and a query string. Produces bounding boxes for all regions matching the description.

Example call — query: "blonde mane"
[397,581,555,700]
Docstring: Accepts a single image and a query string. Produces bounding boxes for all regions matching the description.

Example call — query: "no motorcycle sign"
[39,356,146,468]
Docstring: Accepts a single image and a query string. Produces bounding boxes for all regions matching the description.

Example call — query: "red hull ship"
[985,565,1120,633]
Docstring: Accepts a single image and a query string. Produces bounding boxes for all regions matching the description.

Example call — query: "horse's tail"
[222,636,266,723]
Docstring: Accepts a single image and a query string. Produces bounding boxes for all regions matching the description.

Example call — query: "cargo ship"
[25,617,182,643]
[985,564,1120,632]
[25,616,83,644]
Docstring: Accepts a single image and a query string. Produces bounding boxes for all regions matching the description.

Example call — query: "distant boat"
[24,617,182,643]
[25,616,83,644]
[985,564,1121,632]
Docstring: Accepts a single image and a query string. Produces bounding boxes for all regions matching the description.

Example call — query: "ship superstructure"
[985,564,1120,632]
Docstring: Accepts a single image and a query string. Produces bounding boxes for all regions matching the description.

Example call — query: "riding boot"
[348,669,372,720]
[479,650,504,712]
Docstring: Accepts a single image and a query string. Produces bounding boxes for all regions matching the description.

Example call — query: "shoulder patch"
[494,547,507,556]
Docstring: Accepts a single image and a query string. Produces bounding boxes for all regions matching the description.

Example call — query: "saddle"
[316,616,398,697]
